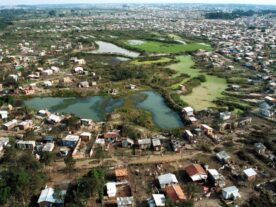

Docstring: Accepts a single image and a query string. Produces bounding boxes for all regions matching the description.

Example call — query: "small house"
[38,110,50,117]
[184,130,195,143]
[222,186,240,200]
[158,173,178,189]
[182,106,194,117]
[16,140,36,150]
[78,81,90,88]
[115,168,128,181]
[73,67,84,74]
[0,137,9,152]
[41,69,53,76]
[127,84,136,90]
[207,169,225,187]
[62,135,79,148]
[121,138,135,148]
[254,142,266,155]
[104,131,119,143]
[201,124,214,136]
[216,151,231,163]
[138,138,152,150]
[185,164,207,182]
[0,110,8,119]
[80,118,93,126]
[117,197,134,207]
[2,119,18,130]
[148,194,166,207]
[18,120,33,130]
[37,187,66,207]
[47,114,62,124]
[163,184,186,202]
[152,138,162,151]
[80,132,92,141]
[220,112,231,121]
[106,182,117,197]
[243,168,257,181]
[42,143,55,152]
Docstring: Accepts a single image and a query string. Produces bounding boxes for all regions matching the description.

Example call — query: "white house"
[106,182,117,197]
[37,187,66,207]
[222,186,240,200]
[158,173,178,188]
[148,194,166,207]
[0,110,8,119]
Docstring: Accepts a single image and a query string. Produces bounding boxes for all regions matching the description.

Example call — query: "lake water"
[24,91,183,129]
[92,41,140,58]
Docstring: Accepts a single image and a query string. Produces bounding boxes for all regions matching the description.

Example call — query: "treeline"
[205,9,276,20]
[0,9,28,29]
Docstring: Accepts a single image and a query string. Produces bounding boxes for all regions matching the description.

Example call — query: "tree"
[48,10,56,17]
[40,151,55,166]
[64,156,76,173]
[185,183,202,200]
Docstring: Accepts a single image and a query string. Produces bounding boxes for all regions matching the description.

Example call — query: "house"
[16,140,36,150]
[51,66,60,73]
[7,74,18,82]
[163,184,186,202]
[243,168,257,181]
[254,142,266,155]
[115,168,128,181]
[38,110,50,117]
[42,135,55,143]
[47,114,62,124]
[121,138,135,148]
[18,120,33,130]
[0,137,9,152]
[216,151,231,163]
[37,187,66,207]
[62,135,79,148]
[220,112,231,120]
[185,164,207,182]
[73,66,84,74]
[152,138,162,151]
[80,132,92,141]
[158,173,178,188]
[184,130,195,143]
[201,124,214,136]
[41,69,53,76]
[148,194,166,207]
[80,118,93,126]
[42,143,55,152]
[182,106,194,117]
[106,182,117,197]
[127,84,136,90]
[104,131,119,143]
[259,102,274,118]
[207,169,225,187]
[222,186,240,200]
[138,138,152,150]
[59,77,73,84]
[43,81,53,87]
[117,197,134,207]
[0,110,8,119]
[78,81,89,88]
[2,119,18,130]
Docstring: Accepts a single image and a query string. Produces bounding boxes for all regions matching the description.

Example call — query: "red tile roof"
[185,164,206,177]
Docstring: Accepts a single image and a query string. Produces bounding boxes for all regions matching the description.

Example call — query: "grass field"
[169,56,227,110]
[124,40,212,53]
[131,57,172,65]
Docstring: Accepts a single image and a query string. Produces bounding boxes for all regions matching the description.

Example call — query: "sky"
[0,0,276,6]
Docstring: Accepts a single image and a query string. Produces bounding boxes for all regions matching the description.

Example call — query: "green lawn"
[131,57,172,65]
[124,40,212,53]
[169,56,227,110]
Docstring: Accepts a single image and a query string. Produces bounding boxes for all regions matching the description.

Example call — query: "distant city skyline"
[1,0,276,6]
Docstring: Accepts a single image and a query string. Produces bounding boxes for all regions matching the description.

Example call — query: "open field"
[131,57,172,65]
[123,40,212,53]
[169,56,227,110]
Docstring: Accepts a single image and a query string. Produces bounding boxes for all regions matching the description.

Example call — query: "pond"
[91,41,140,58]
[24,91,183,129]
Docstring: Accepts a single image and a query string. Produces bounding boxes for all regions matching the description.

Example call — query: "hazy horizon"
[1,0,276,6]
